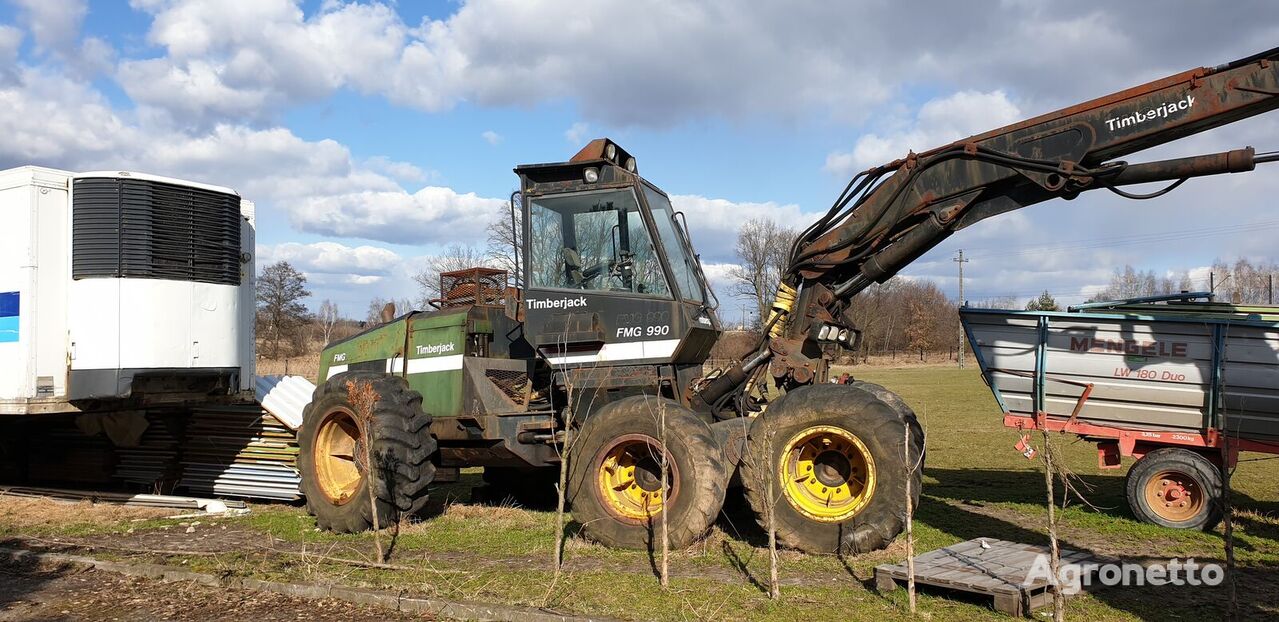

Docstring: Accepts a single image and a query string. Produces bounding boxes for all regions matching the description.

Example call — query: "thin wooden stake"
[658,400,670,588]
[904,423,916,614]
[1040,429,1064,622]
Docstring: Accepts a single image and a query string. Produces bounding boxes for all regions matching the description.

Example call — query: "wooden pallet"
[874,538,1105,617]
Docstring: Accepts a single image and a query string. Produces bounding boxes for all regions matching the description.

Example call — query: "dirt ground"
[0,557,429,622]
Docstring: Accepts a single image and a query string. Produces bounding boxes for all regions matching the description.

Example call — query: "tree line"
[1089,259,1279,304]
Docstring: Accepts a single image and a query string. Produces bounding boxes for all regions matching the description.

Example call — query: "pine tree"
[1025,290,1060,311]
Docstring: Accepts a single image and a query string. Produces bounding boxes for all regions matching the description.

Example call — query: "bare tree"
[657,398,670,588]
[971,295,1019,309]
[1091,264,1194,301]
[727,218,795,326]
[487,193,523,288]
[413,244,494,308]
[317,299,340,345]
[347,379,385,563]
[903,421,924,613]
[742,418,782,599]
[365,297,413,326]
[256,261,311,358]
[903,301,936,361]
[366,297,389,326]
[1039,431,1065,622]
[763,427,780,600]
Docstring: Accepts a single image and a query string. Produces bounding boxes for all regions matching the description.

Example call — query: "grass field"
[4,367,1278,620]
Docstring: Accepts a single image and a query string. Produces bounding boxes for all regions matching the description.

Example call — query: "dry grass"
[432,501,544,531]
[841,353,960,368]
[0,495,171,530]
[256,354,322,382]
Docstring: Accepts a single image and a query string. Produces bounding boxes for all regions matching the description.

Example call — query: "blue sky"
[1,1,1277,320]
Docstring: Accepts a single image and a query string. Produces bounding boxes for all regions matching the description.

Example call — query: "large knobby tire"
[740,382,923,555]
[568,396,727,550]
[1125,447,1222,530]
[298,371,437,533]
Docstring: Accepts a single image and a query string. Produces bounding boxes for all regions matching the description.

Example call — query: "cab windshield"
[642,185,714,305]
[527,189,670,297]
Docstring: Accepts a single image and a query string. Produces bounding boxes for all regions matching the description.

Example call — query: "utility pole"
[953,250,969,369]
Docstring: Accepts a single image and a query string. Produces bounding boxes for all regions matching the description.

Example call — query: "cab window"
[528,189,670,297]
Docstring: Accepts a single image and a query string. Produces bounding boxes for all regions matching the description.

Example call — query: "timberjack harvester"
[299,46,1279,553]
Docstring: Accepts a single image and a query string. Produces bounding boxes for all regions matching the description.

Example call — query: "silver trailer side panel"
[961,308,1279,440]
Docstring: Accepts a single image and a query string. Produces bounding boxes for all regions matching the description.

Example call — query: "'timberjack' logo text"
[526,296,588,310]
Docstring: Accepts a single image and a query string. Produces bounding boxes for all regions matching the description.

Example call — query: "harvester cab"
[515,138,720,393]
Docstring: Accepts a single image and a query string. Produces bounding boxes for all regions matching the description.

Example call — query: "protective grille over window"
[72,177,242,286]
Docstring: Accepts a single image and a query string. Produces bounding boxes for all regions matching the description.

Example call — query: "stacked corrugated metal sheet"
[254,374,313,430]
[180,405,302,501]
[28,418,115,485]
[114,413,181,488]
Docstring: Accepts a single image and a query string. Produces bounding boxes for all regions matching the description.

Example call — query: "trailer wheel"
[568,396,727,550]
[740,382,923,555]
[1125,447,1222,530]
[298,371,437,533]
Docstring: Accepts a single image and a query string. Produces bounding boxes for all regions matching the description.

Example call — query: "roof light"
[818,325,832,340]
[605,143,617,160]
[625,157,637,172]
[838,328,852,343]
[583,167,599,183]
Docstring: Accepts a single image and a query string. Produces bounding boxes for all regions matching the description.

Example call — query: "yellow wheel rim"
[314,407,364,505]
[778,425,875,522]
[595,434,674,522]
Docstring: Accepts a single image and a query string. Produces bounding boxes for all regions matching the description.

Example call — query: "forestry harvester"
[299,46,1279,553]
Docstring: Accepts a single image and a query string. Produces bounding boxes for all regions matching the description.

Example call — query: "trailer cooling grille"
[72,177,242,285]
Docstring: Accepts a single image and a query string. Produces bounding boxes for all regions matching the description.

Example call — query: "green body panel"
[317,321,406,380]
[405,314,467,418]
[317,308,473,419]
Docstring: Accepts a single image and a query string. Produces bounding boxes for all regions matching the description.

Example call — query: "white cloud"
[0,25,22,84]
[257,241,401,276]
[824,90,1022,176]
[364,156,428,183]
[670,194,817,264]
[0,66,494,250]
[291,186,505,245]
[120,0,406,126]
[564,122,590,146]
[104,1,1279,130]
[481,130,501,145]
[12,0,86,55]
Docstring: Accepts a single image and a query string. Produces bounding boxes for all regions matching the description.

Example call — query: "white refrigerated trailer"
[0,166,256,411]
[0,166,307,499]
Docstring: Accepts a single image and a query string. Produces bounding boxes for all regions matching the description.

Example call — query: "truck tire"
[568,396,727,550]
[740,382,923,555]
[298,371,437,533]
[1125,447,1222,530]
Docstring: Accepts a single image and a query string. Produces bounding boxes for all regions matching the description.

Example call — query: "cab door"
[522,187,684,368]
